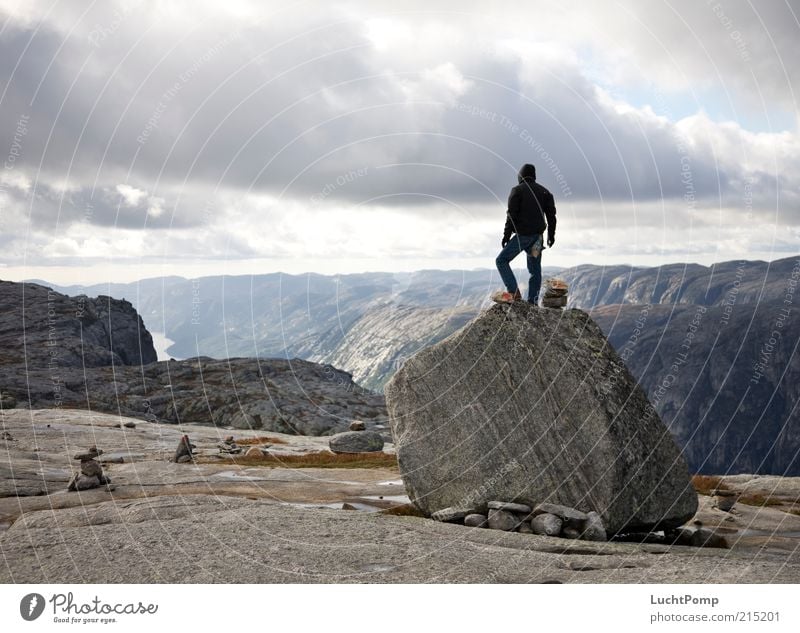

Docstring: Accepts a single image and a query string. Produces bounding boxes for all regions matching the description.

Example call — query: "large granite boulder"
[384,303,698,535]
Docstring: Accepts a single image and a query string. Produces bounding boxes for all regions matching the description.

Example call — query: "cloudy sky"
[0,0,798,284]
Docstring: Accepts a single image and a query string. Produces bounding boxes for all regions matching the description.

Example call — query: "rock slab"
[329,431,384,454]
[384,303,698,534]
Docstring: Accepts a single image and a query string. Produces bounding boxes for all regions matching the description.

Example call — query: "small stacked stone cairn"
[67,446,113,492]
[173,434,196,463]
[218,436,242,455]
[541,278,568,309]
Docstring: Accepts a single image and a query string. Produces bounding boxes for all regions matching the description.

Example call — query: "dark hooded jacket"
[502,163,557,243]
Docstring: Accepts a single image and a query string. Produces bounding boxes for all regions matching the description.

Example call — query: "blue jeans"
[495,234,543,303]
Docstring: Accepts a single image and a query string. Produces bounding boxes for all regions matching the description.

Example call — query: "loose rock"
[532,503,588,526]
[581,511,607,542]
[349,420,366,431]
[488,501,532,514]
[80,460,103,478]
[464,513,488,527]
[562,526,582,539]
[329,430,384,454]
[488,509,518,531]
[431,507,474,522]
[517,520,534,534]
[531,513,563,536]
[73,446,102,461]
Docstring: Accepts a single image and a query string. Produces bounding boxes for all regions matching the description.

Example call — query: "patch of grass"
[235,435,287,445]
[380,504,426,518]
[230,450,398,469]
[692,475,728,495]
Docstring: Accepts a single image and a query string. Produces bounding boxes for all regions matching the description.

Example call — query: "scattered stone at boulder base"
[531,503,588,526]
[341,503,358,511]
[531,513,563,536]
[488,501,532,514]
[464,513,488,527]
[517,521,534,534]
[173,435,195,463]
[73,446,102,461]
[384,302,698,534]
[329,430,384,454]
[581,511,607,542]
[562,526,582,539]
[431,507,476,522]
[488,509,518,531]
[245,446,264,458]
[691,528,728,549]
[349,420,366,431]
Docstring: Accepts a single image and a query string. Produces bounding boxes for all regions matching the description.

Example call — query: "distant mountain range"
[30,255,800,475]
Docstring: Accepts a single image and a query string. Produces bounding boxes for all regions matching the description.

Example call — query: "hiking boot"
[491,289,523,304]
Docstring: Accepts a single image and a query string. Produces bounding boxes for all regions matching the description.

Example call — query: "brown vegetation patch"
[235,436,288,445]
[737,493,784,508]
[230,450,398,469]
[379,503,426,518]
[692,475,728,495]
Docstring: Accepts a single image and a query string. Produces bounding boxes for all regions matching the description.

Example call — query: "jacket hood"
[518,163,536,183]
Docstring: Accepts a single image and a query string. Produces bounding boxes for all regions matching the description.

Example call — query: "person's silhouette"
[493,163,557,304]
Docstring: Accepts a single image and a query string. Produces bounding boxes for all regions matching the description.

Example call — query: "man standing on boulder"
[493,163,557,304]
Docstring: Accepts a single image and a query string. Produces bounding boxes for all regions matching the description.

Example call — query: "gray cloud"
[0,0,797,274]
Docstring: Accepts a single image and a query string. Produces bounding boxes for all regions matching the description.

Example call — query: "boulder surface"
[384,303,698,534]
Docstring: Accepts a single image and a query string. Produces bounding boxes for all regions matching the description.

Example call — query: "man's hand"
[501,237,510,248]
[547,235,555,248]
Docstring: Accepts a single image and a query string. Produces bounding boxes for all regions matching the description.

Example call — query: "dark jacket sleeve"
[544,191,557,241]
[503,186,521,241]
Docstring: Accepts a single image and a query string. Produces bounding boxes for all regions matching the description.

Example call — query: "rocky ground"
[2,409,799,583]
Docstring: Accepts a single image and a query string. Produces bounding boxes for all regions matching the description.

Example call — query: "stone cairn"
[541,278,568,309]
[434,502,606,542]
[172,435,196,463]
[218,435,242,455]
[67,446,113,492]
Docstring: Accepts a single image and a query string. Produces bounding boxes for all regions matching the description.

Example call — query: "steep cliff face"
[313,303,479,391]
[591,300,800,475]
[559,258,794,308]
[0,280,157,368]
